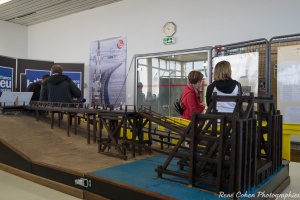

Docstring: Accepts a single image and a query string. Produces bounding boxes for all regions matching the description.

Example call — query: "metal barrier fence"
[210,38,269,97]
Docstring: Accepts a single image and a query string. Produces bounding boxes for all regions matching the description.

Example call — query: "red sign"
[117,40,124,49]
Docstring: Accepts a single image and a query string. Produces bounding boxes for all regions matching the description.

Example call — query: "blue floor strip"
[91,154,223,200]
[90,154,284,200]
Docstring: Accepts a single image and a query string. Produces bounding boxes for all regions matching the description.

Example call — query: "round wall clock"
[163,22,176,37]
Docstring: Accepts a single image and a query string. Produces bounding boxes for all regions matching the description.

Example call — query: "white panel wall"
[23,0,300,104]
[0,20,27,59]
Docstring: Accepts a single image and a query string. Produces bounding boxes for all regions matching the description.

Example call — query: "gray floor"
[0,162,299,200]
[277,161,300,200]
[0,170,80,200]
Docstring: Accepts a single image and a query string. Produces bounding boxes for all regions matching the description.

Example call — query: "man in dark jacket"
[27,74,49,101]
[40,65,81,103]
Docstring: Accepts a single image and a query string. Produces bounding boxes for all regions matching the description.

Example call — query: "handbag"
[174,96,184,115]
[174,91,197,115]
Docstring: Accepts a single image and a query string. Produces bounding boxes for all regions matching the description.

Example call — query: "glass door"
[136,48,211,117]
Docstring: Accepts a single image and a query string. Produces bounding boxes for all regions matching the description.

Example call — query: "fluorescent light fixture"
[0,0,12,5]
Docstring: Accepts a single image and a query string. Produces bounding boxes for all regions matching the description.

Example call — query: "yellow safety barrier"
[259,121,297,161]
[120,119,149,140]
[282,123,300,161]
[168,117,190,144]
[165,118,295,161]
[99,114,296,160]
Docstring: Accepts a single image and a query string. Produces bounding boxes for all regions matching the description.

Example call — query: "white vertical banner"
[89,36,127,107]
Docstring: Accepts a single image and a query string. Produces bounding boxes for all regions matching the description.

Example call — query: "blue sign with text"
[24,69,81,90]
[0,66,13,92]
[63,71,82,89]
[25,69,50,89]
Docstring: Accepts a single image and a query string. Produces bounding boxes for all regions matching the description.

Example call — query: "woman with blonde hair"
[180,70,205,121]
[206,60,242,112]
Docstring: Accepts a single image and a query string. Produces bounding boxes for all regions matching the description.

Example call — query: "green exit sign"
[163,37,176,45]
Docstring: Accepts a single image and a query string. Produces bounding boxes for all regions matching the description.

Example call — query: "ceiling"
[0,0,122,26]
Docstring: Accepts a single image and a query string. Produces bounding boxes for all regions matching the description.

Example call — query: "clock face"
[163,22,176,37]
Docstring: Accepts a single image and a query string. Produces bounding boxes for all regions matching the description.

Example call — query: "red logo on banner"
[117,40,124,49]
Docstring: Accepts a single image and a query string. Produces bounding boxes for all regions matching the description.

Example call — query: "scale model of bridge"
[20,92,284,196]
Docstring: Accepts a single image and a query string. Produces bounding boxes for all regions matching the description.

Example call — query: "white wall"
[23,0,300,104]
[0,20,27,59]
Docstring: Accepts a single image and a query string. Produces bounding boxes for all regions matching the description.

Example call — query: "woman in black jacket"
[206,60,242,113]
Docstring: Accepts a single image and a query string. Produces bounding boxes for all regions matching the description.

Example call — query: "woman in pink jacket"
[180,71,205,121]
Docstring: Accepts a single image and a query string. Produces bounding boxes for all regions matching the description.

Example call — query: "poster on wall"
[63,71,82,89]
[277,45,300,124]
[25,69,50,89]
[212,52,259,97]
[89,36,127,107]
[22,69,81,92]
[0,66,13,93]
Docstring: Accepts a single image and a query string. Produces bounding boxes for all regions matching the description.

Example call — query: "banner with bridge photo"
[89,36,127,107]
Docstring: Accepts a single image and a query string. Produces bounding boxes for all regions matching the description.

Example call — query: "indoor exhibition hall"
[1,0,300,200]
